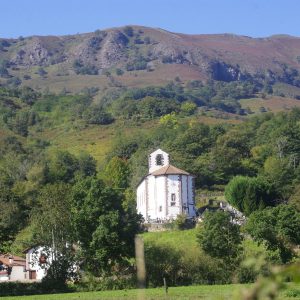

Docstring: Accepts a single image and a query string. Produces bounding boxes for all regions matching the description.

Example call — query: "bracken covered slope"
[1,26,300,90]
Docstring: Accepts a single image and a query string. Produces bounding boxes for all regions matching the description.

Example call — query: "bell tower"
[148,149,169,173]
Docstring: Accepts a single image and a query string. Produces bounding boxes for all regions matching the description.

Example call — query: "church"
[136,149,196,222]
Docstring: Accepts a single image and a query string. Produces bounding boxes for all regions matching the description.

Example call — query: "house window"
[156,154,164,166]
[171,193,176,206]
[29,270,36,280]
[39,254,47,264]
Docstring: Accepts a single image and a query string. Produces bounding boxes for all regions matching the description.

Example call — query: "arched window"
[156,154,164,166]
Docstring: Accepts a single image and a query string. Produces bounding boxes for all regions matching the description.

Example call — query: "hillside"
[1,26,300,95]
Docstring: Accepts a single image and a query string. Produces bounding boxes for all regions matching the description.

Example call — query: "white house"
[23,246,52,281]
[137,149,196,222]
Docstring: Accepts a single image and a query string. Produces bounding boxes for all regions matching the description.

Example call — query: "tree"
[30,183,76,285]
[0,186,26,252]
[225,176,277,216]
[83,106,114,125]
[159,112,178,129]
[47,151,79,183]
[180,102,197,115]
[197,210,243,263]
[263,156,294,200]
[245,204,300,263]
[71,177,141,275]
[102,156,131,189]
[77,152,96,177]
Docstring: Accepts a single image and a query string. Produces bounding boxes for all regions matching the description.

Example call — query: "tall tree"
[245,204,300,263]
[71,177,141,275]
[197,210,243,263]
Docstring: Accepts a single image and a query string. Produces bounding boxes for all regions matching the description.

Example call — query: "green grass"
[2,283,300,300]
[142,228,199,251]
[239,96,300,114]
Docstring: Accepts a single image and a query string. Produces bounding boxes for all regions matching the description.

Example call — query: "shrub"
[115,68,124,76]
[83,106,114,125]
[225,176,277,216]
[75,274,136,291]
[123,26,134,37]
[0,281,71,297]
[73,60,98,75]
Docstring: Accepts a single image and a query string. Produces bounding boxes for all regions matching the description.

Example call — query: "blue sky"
[1,0,299,38]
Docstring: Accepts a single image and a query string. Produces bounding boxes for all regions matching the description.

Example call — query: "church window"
[171,193,176,206]
[159,206,162,212]
[156,154,164,166]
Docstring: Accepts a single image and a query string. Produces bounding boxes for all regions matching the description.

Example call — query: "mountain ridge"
[1,25,300,92]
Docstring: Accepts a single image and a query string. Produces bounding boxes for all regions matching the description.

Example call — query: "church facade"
[136,149,196,222]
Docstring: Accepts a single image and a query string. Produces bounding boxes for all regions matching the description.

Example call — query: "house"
[0,254,26,281]
[137,149,196,222]
[23,246,52,281]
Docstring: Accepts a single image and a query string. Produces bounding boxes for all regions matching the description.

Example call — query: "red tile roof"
[0,254,26,267]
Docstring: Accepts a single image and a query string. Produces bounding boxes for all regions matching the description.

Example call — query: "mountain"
[1,26,300,93]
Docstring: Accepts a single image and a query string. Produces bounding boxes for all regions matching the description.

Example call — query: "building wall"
[137,174,196,221]
[167,175,181,218]
[137,180,147,219]
[147,175,166,221]
[26,247,50,281]
[10,266,26,281]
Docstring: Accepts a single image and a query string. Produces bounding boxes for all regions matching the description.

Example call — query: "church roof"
[150,164,190,176]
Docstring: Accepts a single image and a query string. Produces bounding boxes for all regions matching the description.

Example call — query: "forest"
[0,81,300,297]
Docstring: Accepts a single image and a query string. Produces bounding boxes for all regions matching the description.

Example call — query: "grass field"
[2,284,300,300]
[240,96,300,114]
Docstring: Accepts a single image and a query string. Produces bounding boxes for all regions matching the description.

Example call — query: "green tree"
[30,183,76,285]
[102,156,131,189]
[197,210,243,263]
[159,112,178,129]
[47,151,79,183]
[0,186,26,252]
[245,204,300,263]
[83,106,114,125]
[180,102,197,115]
[263,156,294,200]
[71,177,141,275]
[225,176,276,216]
[77,152,97,177]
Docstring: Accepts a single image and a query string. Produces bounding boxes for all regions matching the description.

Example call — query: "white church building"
[137,149,196,222]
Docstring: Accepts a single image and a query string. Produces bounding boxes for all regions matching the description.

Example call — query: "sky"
[1,0,299,38]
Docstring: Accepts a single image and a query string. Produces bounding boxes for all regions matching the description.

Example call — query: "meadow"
[2,284,300,300]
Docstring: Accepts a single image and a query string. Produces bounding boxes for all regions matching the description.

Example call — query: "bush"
[83,106,114,125]
[286,289,300,298]
[162,55,173,64]
[225,176,277,216]
[75,274,136,292]
[73,60,98,75]
[115,68,124,76]
[123,26,134,37]
[236,265,259,283]
[0,281,71,297]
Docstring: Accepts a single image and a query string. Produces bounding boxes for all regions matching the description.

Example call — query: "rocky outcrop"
[96,30,128,68]
[11,37,51,66]
[1,26,300,85]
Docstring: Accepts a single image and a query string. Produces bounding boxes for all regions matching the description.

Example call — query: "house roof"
[150,164,190,176]
[0,254,26,267]
[136,164,193,188]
